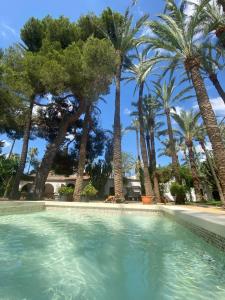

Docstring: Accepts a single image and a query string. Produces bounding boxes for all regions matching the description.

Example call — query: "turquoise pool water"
[0,210,225,300]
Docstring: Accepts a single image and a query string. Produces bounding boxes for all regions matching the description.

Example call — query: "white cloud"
[210,97,225,115]
[185,0,199,17]
[0,21,18,39]
[140,25,154,37]
[193,96,225,116]
[2,140,11,148]
[172,106,183,115]
[124,108,131,115]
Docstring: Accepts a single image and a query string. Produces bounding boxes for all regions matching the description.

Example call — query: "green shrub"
[58,186,74,195]
[81,182,98,197]
[170,182,186,204]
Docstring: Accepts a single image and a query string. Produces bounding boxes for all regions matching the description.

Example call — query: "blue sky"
[1,0,225,169]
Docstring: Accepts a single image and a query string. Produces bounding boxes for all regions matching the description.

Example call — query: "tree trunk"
[145,132,152,169]
[186,58,225,201]
[73,106,91,201]
[8,137,16,159]
[153,173,161,203]
[200,140,225,204]
[138,82,154,197]
[9,97,34,199]
[113,61,124,201]
[136,129,141,160]
[209,73,225,104]
[165,108,181,183]
[27,160,31,175]
[149,120,161,202]
[186,140,205,202]
[32,102,86,200]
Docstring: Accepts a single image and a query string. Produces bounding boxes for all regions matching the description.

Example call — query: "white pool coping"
[1,200,225,242]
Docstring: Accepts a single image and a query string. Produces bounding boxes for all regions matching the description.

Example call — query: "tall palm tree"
[73,105,91,201]
[172,110,205,202]
[153,78,193,183]
[99,8,149,201]
[143,95,162,202]
[125,51,155,198]
[141,0,225,199]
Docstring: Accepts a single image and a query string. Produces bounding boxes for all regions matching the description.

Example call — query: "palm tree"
[99,8,149,201]
[203,1,225,48]
[195,125,225,204]
[125,118,141,160]
[172,110,205,202]
[125,51,155,198]
[141,0,225,199]
[153,78,193,183]
[73,105,91,201]
[143,95,162,202]
[27,147,38,175]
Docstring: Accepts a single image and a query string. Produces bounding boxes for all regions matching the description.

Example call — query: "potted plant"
[141,195,154,205]
[81,182,98,201]
[58,186,74,201]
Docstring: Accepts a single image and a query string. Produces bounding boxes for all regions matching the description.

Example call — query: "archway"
[44,183,54,199]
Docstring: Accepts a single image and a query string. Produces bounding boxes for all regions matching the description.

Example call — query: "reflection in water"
[0,210,225,300]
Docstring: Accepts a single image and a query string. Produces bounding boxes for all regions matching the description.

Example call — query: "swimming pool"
[0,209,225,299]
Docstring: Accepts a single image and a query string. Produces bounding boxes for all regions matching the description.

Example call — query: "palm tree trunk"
[9,97,34,199]
[113,61,124,201]
[149,121,161,202]
[8,137,16,158]
[200,139,225,204]
[138,82,154,197]
[32,102,86,200]
[27,160,31,175]
[186,58,225,201]
[145,132,152,169]
[136,129,141,160]
[165,108,181,183]
[73,106,91,201]
[209,73,225,104]
[149,122,156,171]
[186,140,205,202]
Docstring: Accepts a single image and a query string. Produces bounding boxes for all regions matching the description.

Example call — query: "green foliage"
[157,165,173,184]
[58,186,74,195]
[179,165,193,191]
[86,159,112,197]
[81,182,98,197]
[170,182,186,202]
[0,155,19,196]
[21,16,79,51]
